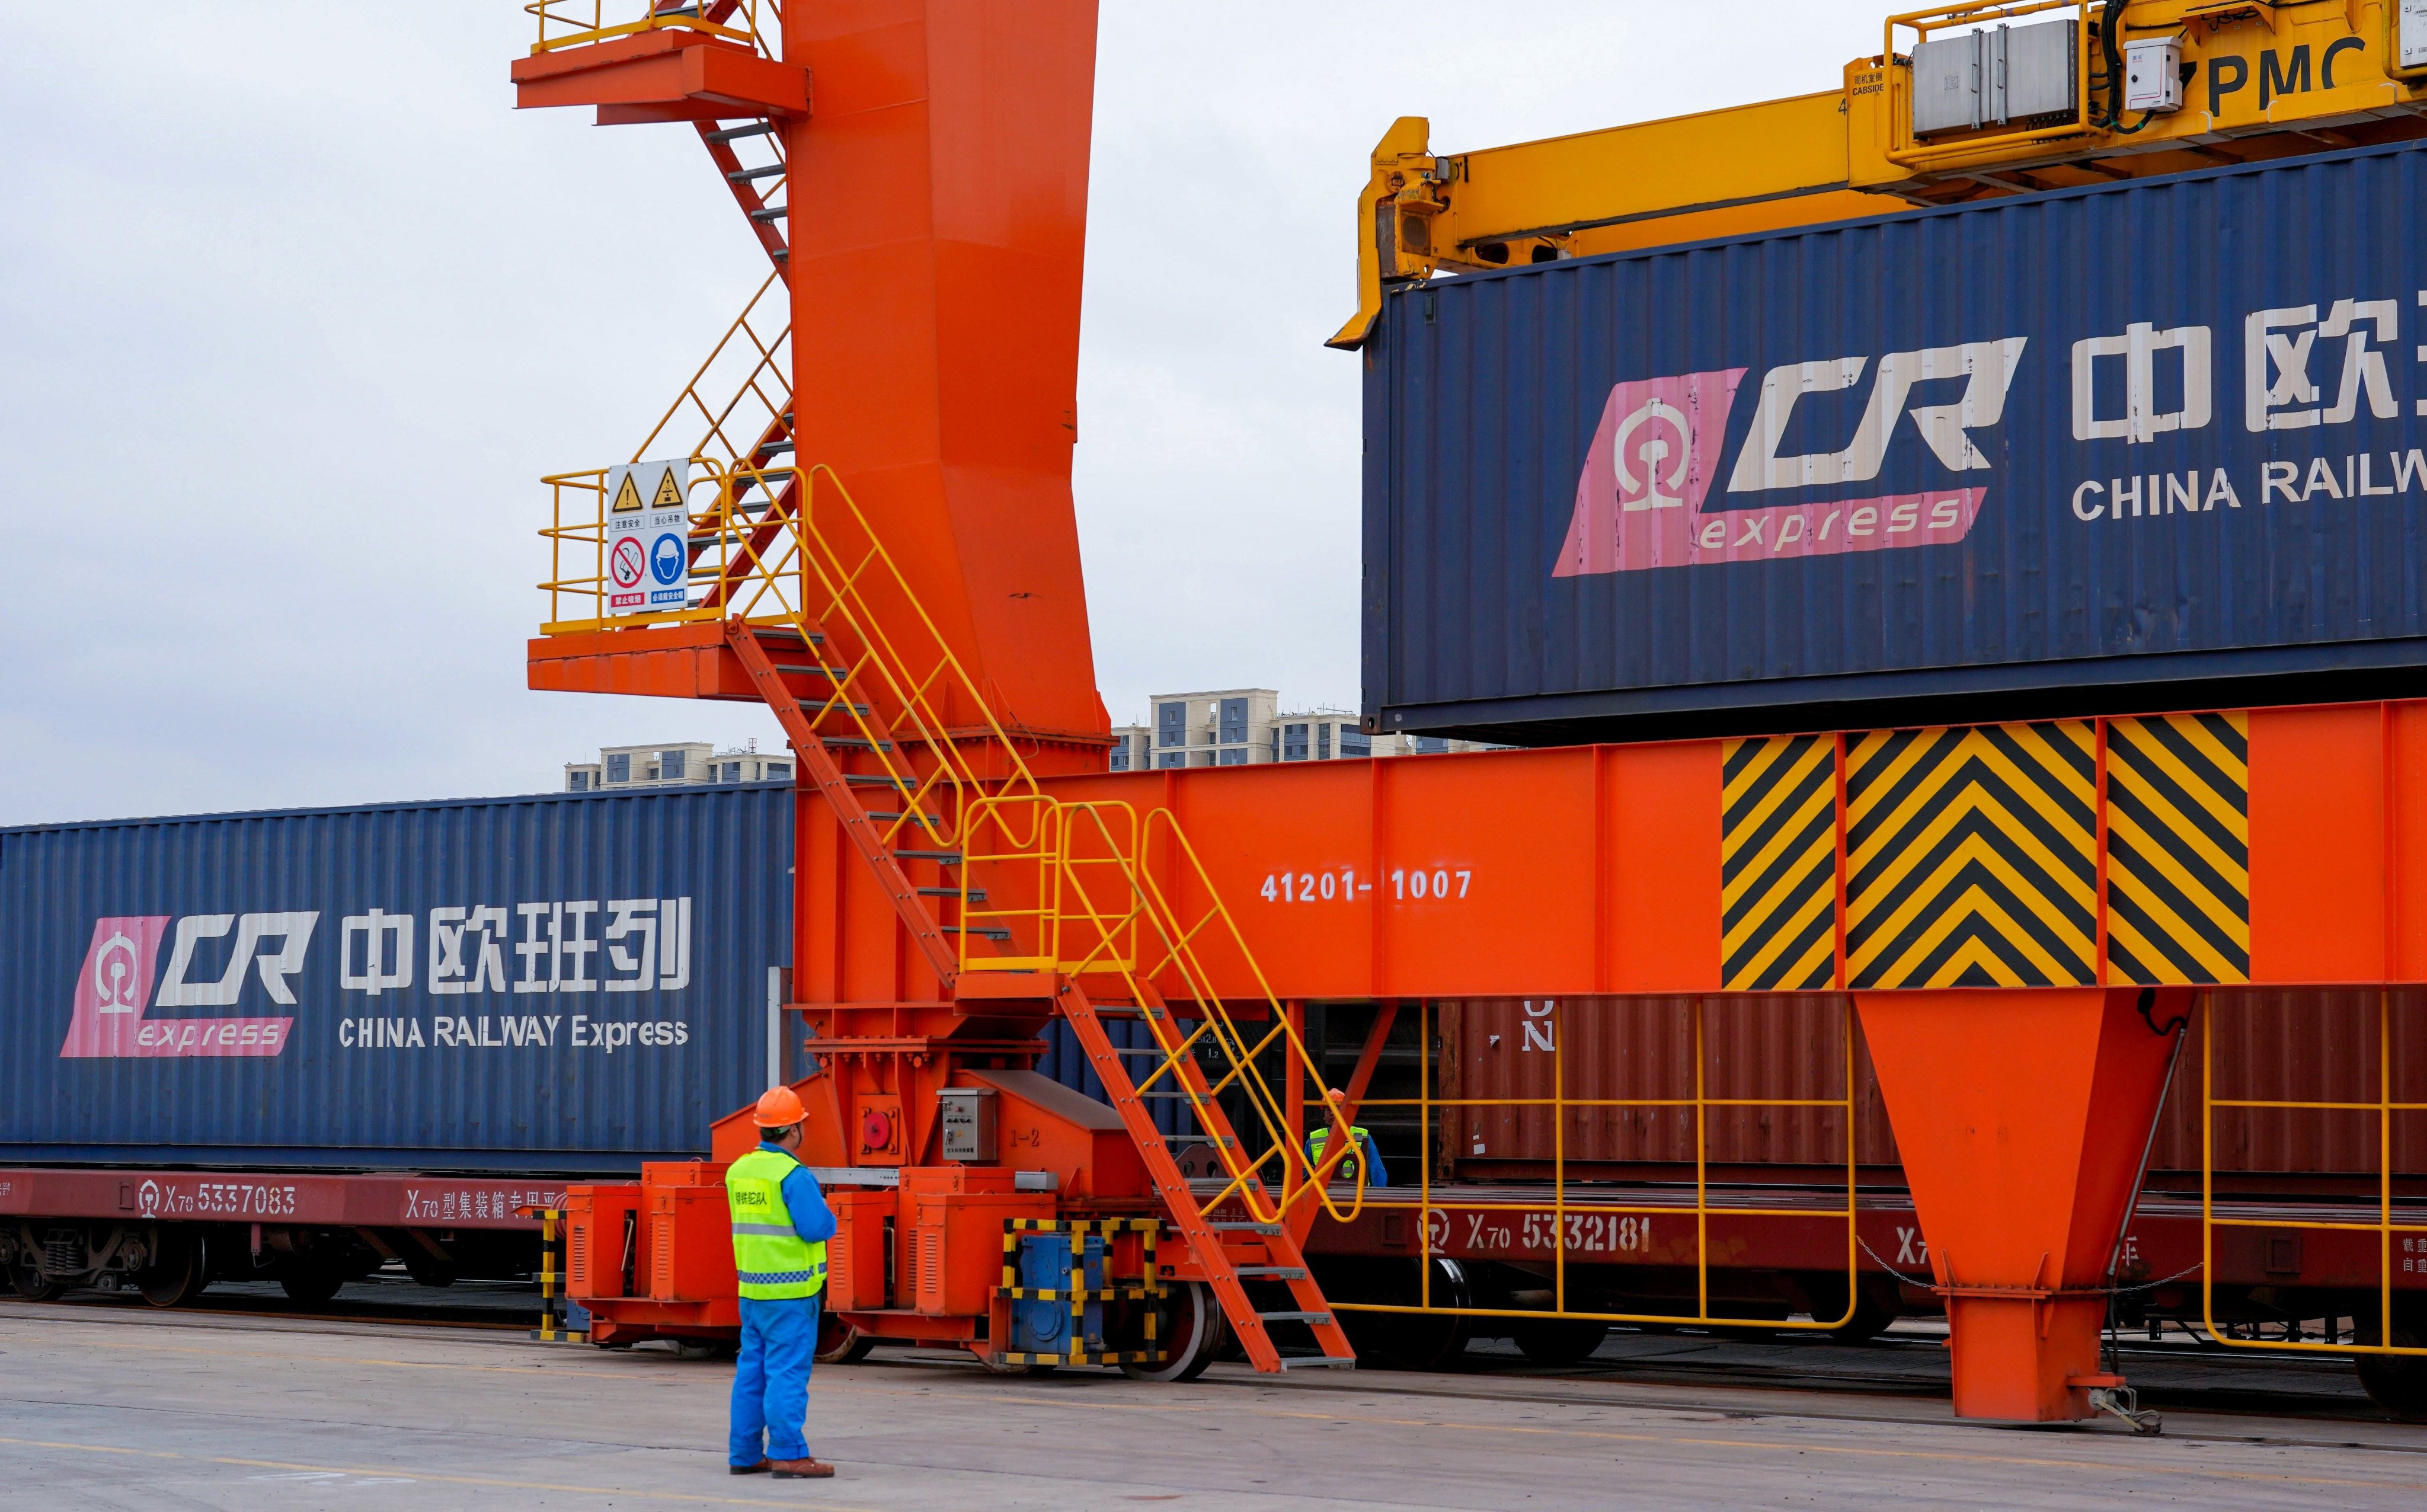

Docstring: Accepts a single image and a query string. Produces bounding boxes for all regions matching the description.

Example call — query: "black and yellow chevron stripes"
[2105,713,2250,984]
[1845,723,2099,989]
[1721,734,1839,991]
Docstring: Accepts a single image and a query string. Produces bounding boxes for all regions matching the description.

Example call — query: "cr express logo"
[58,914,309,1059]
[1555,338,2024,576]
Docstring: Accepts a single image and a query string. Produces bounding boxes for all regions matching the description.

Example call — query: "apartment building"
[1107,689,1492,772]
[564,741,794,792]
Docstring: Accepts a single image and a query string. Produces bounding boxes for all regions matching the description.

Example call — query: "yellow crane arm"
[1335,0,2427,350]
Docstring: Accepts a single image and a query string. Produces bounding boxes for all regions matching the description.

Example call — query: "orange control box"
[648,1184,737,1302]
[563,1183,644,1301]
[823,1186,895,1312]
[898,1168,1051,1318]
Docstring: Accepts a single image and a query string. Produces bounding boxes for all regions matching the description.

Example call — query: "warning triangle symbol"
[651,468,685,509]
[610,472,644,513]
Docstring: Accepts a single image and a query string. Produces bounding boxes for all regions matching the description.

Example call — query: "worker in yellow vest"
[726,1086,837,1480]
[1306,1091,1387,1188]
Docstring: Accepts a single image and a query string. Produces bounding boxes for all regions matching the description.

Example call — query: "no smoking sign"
[602,459,690,616]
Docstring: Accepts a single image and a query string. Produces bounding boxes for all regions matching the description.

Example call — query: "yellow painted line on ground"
[61,1335,634,1381]
[0,1435,181,1459]
[215,1457,881,1510]
[0,1437,875,1510]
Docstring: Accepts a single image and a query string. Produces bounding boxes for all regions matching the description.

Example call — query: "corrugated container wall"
[1435,992,2427,1183]
[0,785,793,1173]
[1364,141,2427,744]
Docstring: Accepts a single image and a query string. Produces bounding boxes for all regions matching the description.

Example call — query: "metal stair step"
[862,811,939,824]
[915,887,987,902]
[705,121,776,143]
[757,439,795,455]
[753,628,823,647]
[727,163,785,183]
[1255,1312,1334,1325]
[1277,1356,1358,1371]
[766,663,845,679]
[892,850,963,864]
[1233,1266,1306,1280]
[749,204,786,223]
[1210,1221,1280,1234]
[819,737,893,752]
[942,925,1013,941]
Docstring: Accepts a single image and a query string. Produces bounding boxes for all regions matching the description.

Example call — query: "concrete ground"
[7,1302,2427,1509]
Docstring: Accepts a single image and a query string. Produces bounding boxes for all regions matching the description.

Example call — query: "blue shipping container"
[0,785,794,1174]
[1364,141,2427,741]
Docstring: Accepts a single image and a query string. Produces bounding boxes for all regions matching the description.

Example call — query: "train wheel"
[277,1266,344,1305]
[1509,1318,1610,1367]
[1341,1259,1473,1372]
[137,1233,206,1309]
[1805,1276,1900,1344]
[1824,1292,1899,1344]
[9,1256,60,1303]
[1121,1280,1229,1382]
[815,1313,877,1366]
[2356,1314,2427,1422]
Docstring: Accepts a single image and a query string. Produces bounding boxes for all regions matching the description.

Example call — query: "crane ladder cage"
[1338,997,1865,1334]
[526,0,781,58]
[2204,989,2427,1358]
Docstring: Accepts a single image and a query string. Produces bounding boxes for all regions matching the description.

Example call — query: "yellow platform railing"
[526,0,780,57]
[1338,996,1865,1335]
[2205,990,2427,1361]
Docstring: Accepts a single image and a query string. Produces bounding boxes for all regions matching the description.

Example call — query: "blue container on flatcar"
[0,785,793,1174]
[1363,140,2427,743]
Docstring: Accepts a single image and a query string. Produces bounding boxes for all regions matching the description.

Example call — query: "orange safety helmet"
[753,1086,807,1129]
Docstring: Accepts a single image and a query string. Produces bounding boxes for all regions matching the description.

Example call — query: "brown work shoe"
[730,1461,770,1475]
[770,1458,835,1479]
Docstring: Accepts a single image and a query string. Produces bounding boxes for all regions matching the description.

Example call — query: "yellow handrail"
[526,0,780,57]
[2204,989,2427,1359]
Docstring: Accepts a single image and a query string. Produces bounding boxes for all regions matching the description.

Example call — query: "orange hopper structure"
[511,4,2427,1421]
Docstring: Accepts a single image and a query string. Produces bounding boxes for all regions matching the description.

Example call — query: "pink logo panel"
[60,916,294,1059]
[1555,368,1747,577]
[1555,368,1989,576]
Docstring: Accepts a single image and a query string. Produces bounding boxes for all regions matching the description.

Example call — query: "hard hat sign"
[602,459,690,615]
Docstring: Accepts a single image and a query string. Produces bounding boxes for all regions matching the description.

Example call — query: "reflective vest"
[1307,1124,1375,1187]
[725,1147,827,1301]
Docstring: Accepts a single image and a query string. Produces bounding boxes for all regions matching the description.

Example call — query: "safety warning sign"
[603,459,690,616]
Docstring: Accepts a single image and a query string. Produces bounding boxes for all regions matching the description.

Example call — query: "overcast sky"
[0,2,1888,826]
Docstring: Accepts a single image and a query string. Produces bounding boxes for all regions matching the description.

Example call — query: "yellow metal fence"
[1339,996,1864,1333]
[2205,989,2427,1358]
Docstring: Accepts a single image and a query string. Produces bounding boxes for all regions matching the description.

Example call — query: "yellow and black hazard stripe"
[1845,722,2099,989]
[2104,712,2250,984]
[1721,734,1840,990]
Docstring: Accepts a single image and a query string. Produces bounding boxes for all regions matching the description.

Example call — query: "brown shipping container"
[1436,992,2427,1187]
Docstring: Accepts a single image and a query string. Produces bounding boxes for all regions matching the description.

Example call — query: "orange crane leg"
[1854,987,2189,1421]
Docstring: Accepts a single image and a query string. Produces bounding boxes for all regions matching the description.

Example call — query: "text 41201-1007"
[1259,868,1473,903]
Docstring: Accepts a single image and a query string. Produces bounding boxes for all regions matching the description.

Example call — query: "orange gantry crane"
[515,1,2427,1424]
